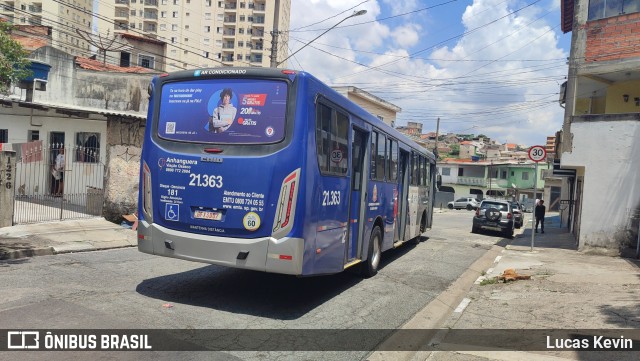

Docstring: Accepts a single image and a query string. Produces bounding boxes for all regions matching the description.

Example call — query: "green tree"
[0,22,31,94]
[449,144,460,156]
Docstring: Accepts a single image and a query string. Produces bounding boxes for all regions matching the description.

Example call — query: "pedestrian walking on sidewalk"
[535,199,546,233]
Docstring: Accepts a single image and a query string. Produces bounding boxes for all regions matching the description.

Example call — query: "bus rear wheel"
[362,226,382,278]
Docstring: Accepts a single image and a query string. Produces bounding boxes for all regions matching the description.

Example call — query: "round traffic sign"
[528,145,546,162]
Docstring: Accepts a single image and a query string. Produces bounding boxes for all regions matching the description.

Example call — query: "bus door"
[346,128,368,262]
[397,149,410,242]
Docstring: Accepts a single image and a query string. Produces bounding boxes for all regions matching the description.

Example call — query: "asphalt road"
[0,211,507,361]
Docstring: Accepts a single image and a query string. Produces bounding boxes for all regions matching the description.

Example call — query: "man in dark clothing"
[535,200,546,233]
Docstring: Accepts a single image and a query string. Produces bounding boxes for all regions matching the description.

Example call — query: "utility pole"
[434,117,440,159]
[270,0,281,67]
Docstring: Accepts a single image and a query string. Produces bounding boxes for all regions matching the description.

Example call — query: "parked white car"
[447,197,480,211]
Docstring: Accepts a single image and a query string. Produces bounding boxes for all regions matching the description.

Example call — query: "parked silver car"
[448,197,480,211]
[510,201,524,229]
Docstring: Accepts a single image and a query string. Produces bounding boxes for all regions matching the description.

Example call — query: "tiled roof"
[12,35,48,51]
[75,57,155,73]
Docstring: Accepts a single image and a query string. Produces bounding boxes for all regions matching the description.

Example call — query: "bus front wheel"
[362,226,382,278]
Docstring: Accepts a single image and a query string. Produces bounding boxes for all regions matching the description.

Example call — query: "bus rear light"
[507,213,512,219]
[475,209,480,216]
[279,255,293,260]
[204,147,224,153]
[281,70,297,75]
[142,161,153,221]
[271,169,301,239]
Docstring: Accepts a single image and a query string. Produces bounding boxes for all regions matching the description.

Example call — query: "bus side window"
[376,134,386,181]
[412,152,419,185]
[331,111,349,175]
[370,131,378,180]
[423,157,430,187]
[316,103,332,173]
[388,139,398,181]
[315,103,348,176]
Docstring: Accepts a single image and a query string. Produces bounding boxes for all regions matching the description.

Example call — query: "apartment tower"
[97,0,291,71]
[0,0,93,57]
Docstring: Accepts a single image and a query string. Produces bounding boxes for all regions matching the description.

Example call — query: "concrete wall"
[21,46,154,115]
[0,104,107,145]
[103,118,146,222]
[562,119,640,249]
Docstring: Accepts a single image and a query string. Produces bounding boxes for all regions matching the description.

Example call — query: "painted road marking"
[454,298,471,313]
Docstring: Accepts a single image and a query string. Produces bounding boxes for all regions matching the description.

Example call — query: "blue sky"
[288,0,572,146]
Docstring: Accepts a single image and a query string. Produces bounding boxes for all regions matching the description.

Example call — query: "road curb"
[0,246,55,260]
[366,243,506,361]
[1,239,137,260]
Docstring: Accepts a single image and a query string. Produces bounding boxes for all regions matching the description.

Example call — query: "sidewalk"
[368,213,640,361]
[0,218,137,260]
[425,214,640,360]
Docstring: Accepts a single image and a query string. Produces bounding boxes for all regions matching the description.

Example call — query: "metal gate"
[12,142,106,225]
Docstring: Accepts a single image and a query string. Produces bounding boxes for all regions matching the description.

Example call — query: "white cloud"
[289,0,569,146]
[391,24,421,48]
[381,0,421,16]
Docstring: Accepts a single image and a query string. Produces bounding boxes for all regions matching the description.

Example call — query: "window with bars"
[139,54,155,69]
[75,132,100,163]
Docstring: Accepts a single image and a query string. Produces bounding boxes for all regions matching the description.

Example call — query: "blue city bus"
[138,68,439,277]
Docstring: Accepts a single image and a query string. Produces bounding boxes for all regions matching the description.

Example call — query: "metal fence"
[12,142,106,225]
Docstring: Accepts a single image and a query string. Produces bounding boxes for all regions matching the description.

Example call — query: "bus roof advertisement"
[157,79,287,144]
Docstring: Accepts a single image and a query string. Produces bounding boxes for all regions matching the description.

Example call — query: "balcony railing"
[144,0,158,6]
[457,177,486,187]
[115,0,129,4]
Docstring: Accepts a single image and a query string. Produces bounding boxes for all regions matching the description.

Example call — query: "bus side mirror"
[436,174,442,190]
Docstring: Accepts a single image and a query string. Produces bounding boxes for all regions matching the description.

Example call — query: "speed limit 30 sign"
[528,145,547,162]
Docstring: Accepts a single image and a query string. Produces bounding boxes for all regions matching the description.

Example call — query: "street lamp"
[276,10,367,67]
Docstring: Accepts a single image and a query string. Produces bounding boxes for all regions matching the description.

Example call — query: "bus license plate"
[194,210,222,221]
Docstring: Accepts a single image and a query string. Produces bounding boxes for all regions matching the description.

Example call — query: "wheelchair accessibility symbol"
[165,203,179,221]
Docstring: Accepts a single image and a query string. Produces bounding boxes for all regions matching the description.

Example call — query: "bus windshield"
[157,78,288,144]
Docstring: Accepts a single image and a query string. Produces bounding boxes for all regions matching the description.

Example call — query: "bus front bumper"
[137,221,304,275]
